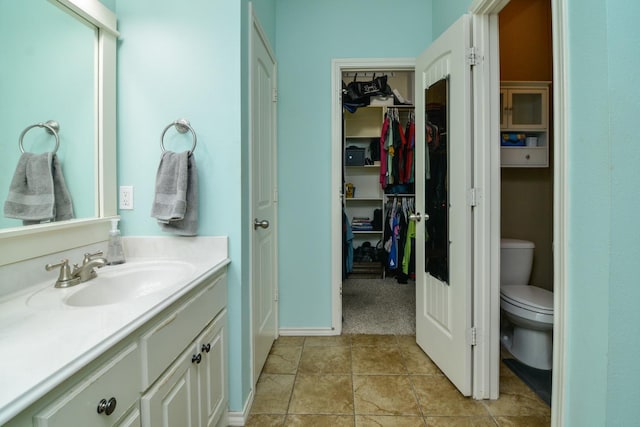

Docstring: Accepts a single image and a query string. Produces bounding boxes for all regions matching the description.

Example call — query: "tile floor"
[246,335,550,427]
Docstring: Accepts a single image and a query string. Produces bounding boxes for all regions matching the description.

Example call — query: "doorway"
[331,59,416,336]
[339,66,418,335]
[497,0,555,407]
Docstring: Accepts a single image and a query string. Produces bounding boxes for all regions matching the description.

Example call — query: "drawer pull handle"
[202,343,211,353]
[526,154,531,160]
[97,397,117,416]
[192,353,202,364]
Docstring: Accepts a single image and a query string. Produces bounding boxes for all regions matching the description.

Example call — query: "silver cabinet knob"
[254,219,270,230]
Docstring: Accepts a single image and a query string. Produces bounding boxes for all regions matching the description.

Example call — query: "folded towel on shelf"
[151,151,198,236]
[3,152,74,224]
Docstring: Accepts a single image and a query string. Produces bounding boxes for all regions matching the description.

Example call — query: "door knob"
[254,219,270,230]
[408,212,429,222]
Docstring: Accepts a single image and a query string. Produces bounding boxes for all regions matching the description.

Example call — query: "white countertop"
[0,236,229,425]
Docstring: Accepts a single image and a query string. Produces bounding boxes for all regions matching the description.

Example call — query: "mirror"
[0,0,118,266]
[0,0,96,228]
[424,78,449,284]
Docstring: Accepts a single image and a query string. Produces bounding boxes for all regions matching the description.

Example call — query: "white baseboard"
[225,389,254,426]
[279,327,338,336]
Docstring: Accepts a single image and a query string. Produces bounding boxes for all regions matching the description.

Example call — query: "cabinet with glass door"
[500,81,550,167]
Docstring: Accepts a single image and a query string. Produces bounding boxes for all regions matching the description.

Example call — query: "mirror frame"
[0,0,118,266]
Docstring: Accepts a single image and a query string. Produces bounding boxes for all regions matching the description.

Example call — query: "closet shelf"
[344,197,383,202]
[352,230,383,235]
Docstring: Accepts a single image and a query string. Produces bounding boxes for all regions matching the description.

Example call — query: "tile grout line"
[350,335,357,425]
[282,336,304,424]
[397,335,429,424]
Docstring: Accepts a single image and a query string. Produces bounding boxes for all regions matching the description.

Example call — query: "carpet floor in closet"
[341,276,415,335]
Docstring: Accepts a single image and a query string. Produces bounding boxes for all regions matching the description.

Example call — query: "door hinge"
[467,188,479,207]
[273,188,279,203]
[466,47,480,66]
[274,286,279,302]
[272,87,278,103]
[467,327,477,346]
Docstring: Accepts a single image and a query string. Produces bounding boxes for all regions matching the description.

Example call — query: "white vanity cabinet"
[500,81,550,167]
[5,268,228,427]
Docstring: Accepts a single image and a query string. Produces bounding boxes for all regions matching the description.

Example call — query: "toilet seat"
[501,285,553,315]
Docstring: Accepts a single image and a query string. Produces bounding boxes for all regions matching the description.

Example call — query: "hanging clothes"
[404,112,415,184]
[379,113,390,188]
[382,196,415,280]
[380,108,416,191]
[342,209,353,278]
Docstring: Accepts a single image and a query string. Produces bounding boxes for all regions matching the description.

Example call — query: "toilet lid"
[501,285,553,314]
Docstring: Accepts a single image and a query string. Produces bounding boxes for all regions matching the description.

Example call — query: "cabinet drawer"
[141,273,227,389]
[501,147,548,167]
[34,343,140,427]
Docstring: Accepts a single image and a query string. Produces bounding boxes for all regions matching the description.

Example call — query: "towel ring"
[19,120,60,154]
[160,119,197,153]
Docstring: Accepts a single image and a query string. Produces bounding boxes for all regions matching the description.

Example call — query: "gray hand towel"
[150,151,189,223]
[3,153,75,224]
[151,151,198,236]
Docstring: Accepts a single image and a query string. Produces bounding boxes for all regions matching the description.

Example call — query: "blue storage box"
[501,133,526,146]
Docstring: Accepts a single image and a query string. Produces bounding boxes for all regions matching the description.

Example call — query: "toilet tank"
[500,238,535,287]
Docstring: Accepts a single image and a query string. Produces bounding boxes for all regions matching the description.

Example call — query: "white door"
[250,13,278,384]
[414,15,474,395]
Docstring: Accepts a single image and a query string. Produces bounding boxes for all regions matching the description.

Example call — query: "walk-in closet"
[340,69,419,334]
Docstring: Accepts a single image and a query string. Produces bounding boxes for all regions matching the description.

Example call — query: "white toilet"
[500,238,554,370]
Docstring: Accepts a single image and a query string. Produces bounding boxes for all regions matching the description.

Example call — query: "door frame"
[330,57,416,337]
[248,4,278,388]
[469,0,568,423]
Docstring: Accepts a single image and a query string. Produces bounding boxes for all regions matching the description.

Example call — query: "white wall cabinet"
[8,271,228,427]
[500,82,550,167]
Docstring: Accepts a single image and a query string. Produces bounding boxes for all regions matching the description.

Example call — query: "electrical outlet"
[119,186,134,210]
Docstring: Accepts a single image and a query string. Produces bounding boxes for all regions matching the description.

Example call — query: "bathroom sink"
[27,260,196,309]
[64,261,195,307]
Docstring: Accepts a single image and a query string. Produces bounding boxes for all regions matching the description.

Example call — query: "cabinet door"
[198,311,227,427]
[141,344,199,427]
[506,89,547,129]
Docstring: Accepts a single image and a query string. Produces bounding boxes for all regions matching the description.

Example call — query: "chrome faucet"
[45,251,108,288]
[74,251,108,282]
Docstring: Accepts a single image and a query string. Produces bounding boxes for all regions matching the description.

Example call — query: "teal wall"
[114,0,252,411]
[275,0,432,329]
[432,0,470,38]
[603,1,640,423]
[564,0,610,423]
[566,0,640,424]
